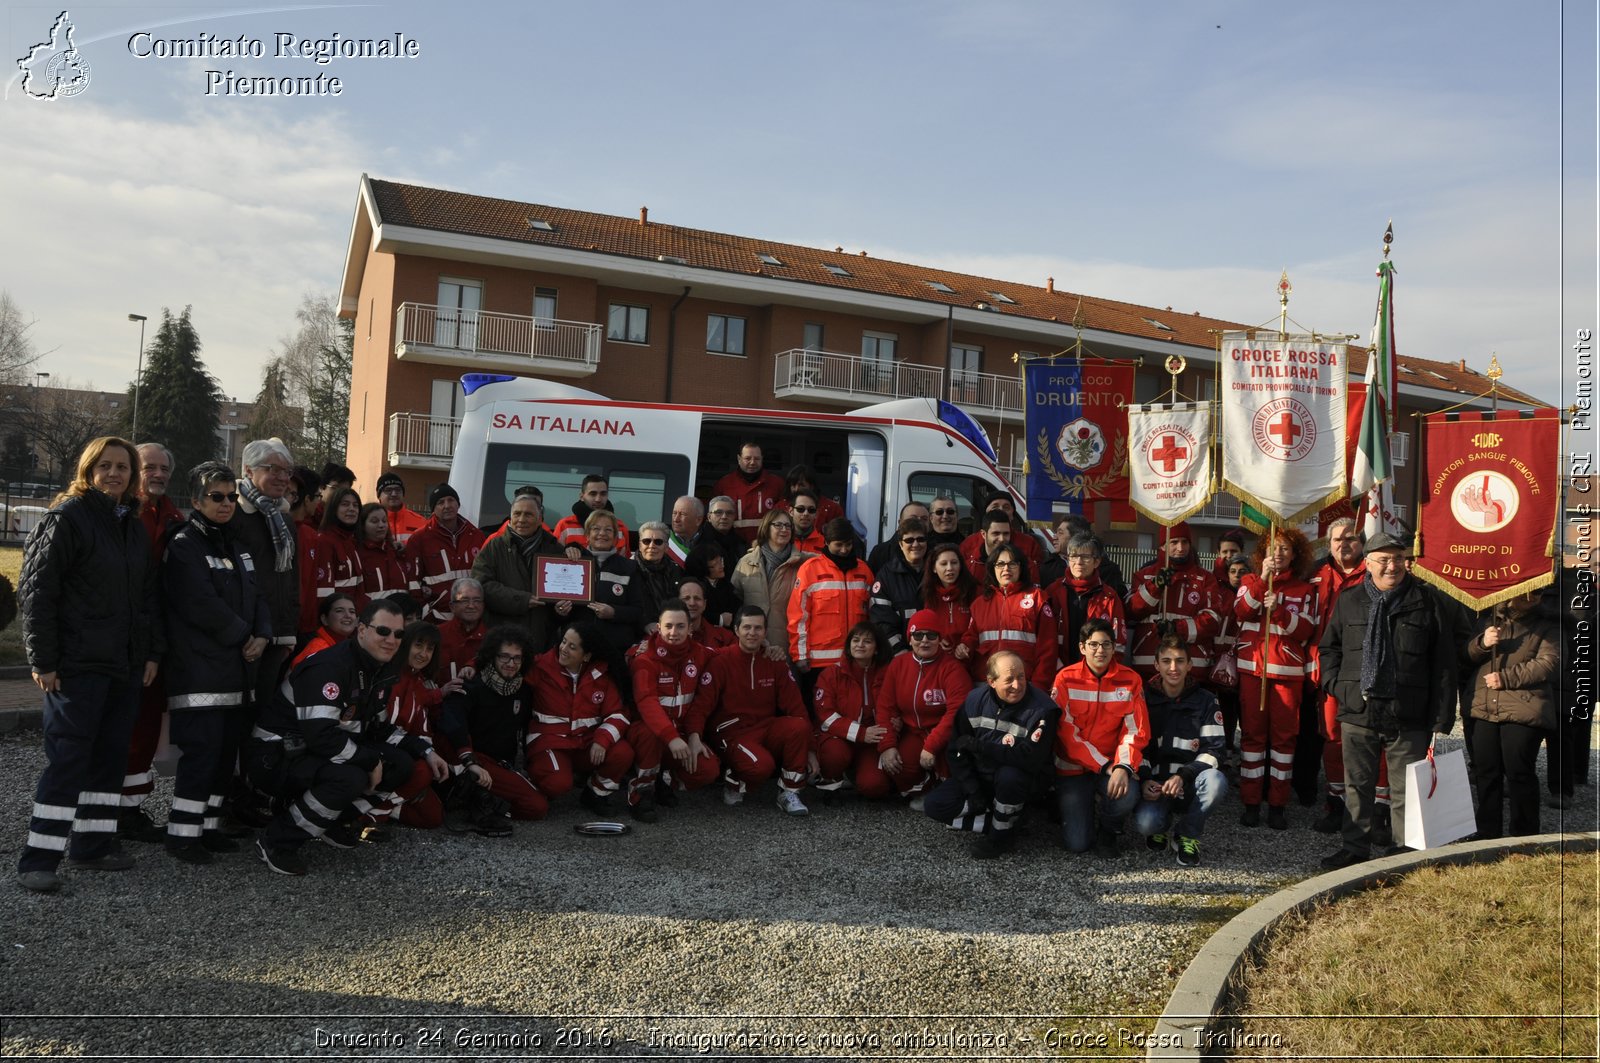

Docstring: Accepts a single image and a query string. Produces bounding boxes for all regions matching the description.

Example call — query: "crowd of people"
[13,434,1592,889]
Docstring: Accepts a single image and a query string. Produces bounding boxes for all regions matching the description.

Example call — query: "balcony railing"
[1190,493,1243,524]
[388,412,459,470]
[773,348,943,406]
[394,302,601,376]
[945,370,1024,417]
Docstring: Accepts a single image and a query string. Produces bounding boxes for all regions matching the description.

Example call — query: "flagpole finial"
[1382,221,1394,260]
[1277,270,1293,306]
[1486,354,1503,382]
[1071,298,1086,335]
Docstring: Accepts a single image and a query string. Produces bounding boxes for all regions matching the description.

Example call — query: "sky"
[2,0,1594,417]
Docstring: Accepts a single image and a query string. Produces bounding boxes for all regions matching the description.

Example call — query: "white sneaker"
[722,783,745,807]
[776,790,809,817]
[908,795,925,812]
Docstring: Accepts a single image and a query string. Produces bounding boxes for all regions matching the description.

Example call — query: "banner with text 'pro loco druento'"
[1024,360,1133,522]
[1219,331,1348,525]
[1412,408,1560,610]
[1127,401,1212,526]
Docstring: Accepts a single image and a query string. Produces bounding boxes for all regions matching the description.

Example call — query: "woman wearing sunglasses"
[730,508,816,657]
[867,518,930,656]
[157,462,273,864]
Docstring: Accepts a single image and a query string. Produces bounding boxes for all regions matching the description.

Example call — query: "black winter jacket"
[437,675,532,767]
[947,682,1060,783]
[586,550,648,654]
[161,514,273,711]
[1140,679,1227,785]
[226,492,299,644]
[1318,573,1457,734]
[20,490,159,679]
[868,551,924,655]
[253,638,428,769]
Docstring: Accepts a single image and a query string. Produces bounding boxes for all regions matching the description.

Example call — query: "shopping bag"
[1402,747,1475,849]
[1208,649,1238,690]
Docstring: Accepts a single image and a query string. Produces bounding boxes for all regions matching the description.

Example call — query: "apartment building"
[336,175,1546,550]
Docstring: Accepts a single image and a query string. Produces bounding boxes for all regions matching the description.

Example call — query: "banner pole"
[1260,523,1276,718]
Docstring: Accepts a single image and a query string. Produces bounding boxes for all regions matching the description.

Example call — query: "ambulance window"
[485,444,688,529]
[908,472,998,537]
[603,470,668,531]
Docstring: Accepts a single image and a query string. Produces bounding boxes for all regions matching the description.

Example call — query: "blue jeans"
[1132,768,1229,839]
[1056,771,1139,852]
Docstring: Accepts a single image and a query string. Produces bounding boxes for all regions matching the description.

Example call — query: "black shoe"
[64,850,134,872]
[1311,798,1342,834]
[971,831,1015,860]
[166,842,214,865]
[1094,828,1120,858]
[18,869,62,892]
[201,832,240,854]
[1146,832,1169,852]
[317,823,361,849]
[1319,848,1368,871]
[227,802,273,830]
[630,796,658,824]
[1239,804,1261,828]
[1371,808,1393,849]
[579,787,616,816]
[118,807,167,844]
[1266,806,1288,830]
[255,837,307,876]
[356,817,393,844]
[654,779,679,808]
[473,811,513,838]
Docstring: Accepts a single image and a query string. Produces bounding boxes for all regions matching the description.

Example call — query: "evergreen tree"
[246,357,305,453]
[116,307,223,481]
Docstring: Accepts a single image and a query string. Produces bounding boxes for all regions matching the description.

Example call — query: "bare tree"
[33,378,115,486]
[0,291,45,387]
[273,292,349,468]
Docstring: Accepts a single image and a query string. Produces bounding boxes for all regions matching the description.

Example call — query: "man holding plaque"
[471,494,571,653]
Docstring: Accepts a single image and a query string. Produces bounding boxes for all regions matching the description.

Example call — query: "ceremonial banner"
[1127,401,1212,525]
[1353,258,1404,540]
[1024,361,1133,522]
[1413,409,1560,609]
[1220,331,1348,524]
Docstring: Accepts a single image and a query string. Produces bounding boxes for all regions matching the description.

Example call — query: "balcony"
[388,412,459,470]
[1189,493,1243,525]
[773,348,943,408]
[394,302,601,377]
[944,369,1024,419]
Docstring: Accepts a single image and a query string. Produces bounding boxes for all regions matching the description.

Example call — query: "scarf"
[1068,573,1101,594]
[590,547,616,564]
[759,542,793,580]
[238,476,294,572]
[482,666,523,697]
[1360,575,1404,699]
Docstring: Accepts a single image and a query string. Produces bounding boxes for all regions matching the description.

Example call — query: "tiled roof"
[366,179,1548,407]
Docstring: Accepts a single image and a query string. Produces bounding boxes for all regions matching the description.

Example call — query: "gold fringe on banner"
[1219,478,1350,530]
[1410,568,1555,611]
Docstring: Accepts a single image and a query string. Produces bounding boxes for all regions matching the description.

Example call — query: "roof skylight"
[823,264,851,277]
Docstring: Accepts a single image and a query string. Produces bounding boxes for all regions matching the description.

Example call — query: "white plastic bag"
[1403,747,1475,849]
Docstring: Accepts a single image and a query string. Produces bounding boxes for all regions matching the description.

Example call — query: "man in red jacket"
[1126,522,1224,680]
[713,442,786,545]
[626,600,719,821]
[704,606,812,815]
[1051,618,1150,855]
[437,577,488,682]
[407,484,485,623]
[1304,517,1374,833]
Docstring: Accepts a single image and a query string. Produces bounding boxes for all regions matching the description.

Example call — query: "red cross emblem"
[1151,434,1189,474]
[1269,412,1302,448]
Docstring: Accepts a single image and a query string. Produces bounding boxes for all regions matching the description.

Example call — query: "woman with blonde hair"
[17,436,160,892]
[731,506,816,656]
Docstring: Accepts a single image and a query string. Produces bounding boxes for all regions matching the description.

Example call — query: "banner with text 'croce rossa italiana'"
[1219,331,1348,525]
[1024,361,1133,522]
[1127,401,1213,525]
[1412,409,1560,609]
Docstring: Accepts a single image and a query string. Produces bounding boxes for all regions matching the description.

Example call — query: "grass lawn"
[1231,851,1599,1057]
[0,544,21,666]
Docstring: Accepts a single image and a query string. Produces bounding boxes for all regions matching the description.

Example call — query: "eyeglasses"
[1368,556,1406,569]
[366,624,401,639]
[495,653,524,665]
[1067,554,1098,562]
[792,505,817,513]
[909,631,940,641]
[932,510,957,518]
[994,559,1021,568]
[256,464,291,477]
[901,536,927,545]
[205,491,240,504]
[770,522,793,530]
[453,596,483,605]
[1083,640,1115,651]
[640,538,666,546]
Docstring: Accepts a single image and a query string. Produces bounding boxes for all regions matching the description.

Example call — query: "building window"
[706,314,747,356]
[949,344,981,402]
[861,331,897,391]
[436,278,482,350]
[607,303,648,344]
[803,323,824,351]
[533,287,558,328]
[1390,430,1410,467]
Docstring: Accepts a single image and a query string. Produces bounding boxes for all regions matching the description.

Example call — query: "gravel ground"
[0,725,1594,1060]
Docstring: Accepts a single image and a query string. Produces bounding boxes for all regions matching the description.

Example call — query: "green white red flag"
[1353,256,1402,537]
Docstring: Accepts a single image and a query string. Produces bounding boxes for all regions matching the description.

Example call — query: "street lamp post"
[30,371,49,488]
[128,313,147,443]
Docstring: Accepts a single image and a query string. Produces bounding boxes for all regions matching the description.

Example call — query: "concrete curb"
[0,665,34,680]
[1147,830,1600,1060]
[0,704,42,733]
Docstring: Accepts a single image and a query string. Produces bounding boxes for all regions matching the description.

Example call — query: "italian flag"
[1353,253,1400,538]
[667,531,691,568]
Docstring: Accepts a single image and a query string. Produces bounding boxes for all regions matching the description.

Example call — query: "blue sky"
[3,0,1593,414]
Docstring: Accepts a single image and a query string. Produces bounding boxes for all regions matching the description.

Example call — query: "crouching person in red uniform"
[626,600,720,822]
[248,600,448,875]
[874,610,974,805]
[922,651,1060,859]
[813,623,890,797]
[434,626,549,832]
[704,606,813,816]
[526,621,635,817]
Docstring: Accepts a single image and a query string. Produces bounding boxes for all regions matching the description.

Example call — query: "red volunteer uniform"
[296,517,324,637]
[627,633,720,802]
[703,643,811,796]
[120,494,186,814]
[408,515,486,623]
[1046,576,1129,666]
[1126,558,1224,677]
[924,584,972,652]
[691,621,737,651]
[812,657,888,796]
[436,617,486,682]
[357,537,411,608]
[1234,572,1318,808]
[963,582,1059,687]
[524,648,634,801]
[713,468,787,544]
[1049,659,1150,778]
[386,506,428,548]
[375,670,445,829]
[318,526,364,606]
[873,650,973,796]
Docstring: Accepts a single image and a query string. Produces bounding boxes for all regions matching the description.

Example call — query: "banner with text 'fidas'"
[1024,361,1133,523]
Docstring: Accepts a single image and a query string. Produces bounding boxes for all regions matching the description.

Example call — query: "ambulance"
[446,373,1020,551]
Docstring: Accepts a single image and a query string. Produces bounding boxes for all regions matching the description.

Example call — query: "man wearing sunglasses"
[787,489,827,554]
[249,600,448,875]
